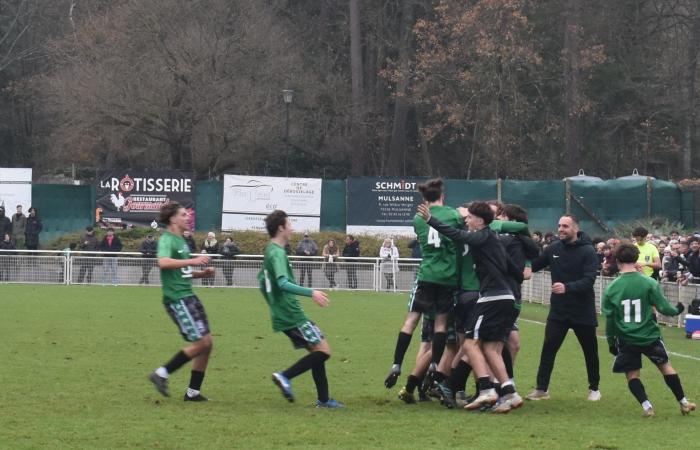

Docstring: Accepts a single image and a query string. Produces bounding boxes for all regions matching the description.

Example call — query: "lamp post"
[282,89,294,177]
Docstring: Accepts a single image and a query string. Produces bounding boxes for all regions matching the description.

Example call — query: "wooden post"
[497,178,502,203]
[565,178,571,214]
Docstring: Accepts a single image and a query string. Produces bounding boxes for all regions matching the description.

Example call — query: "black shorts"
[408,281,455,314]
[507,303,521,332]
[283,320,325,349]
[420,315,458,344]
[165,295,211,342]
[465,296,515,343]
[612,340,669,373]
[454,290,479,334]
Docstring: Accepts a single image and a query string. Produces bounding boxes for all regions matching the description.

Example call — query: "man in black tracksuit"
[526,214,601,402]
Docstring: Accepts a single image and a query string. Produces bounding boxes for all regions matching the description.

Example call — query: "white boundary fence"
[0,250,695,328]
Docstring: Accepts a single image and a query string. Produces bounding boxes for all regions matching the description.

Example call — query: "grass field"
[1,285,699,449]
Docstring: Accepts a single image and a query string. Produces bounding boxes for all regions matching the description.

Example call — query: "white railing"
[0,250,694,328]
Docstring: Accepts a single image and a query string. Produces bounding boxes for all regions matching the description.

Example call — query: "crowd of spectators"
[0,205,42,250]
[533,226,700,285]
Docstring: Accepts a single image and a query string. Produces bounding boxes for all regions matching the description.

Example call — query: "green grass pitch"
[1,284,698,449]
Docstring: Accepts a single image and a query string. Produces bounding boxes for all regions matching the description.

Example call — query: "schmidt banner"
[346,177,427,236]
[97,171,195,228]
[221,175,322,232]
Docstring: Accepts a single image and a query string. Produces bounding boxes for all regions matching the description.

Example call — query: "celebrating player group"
[147,179,695,417]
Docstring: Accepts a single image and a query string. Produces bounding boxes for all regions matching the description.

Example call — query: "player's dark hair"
[347,234,355,241]
[614,241,639,264]
[632,226,648,238]
[265,209,288,237]
[158,201,183,225]
[418,178,444,202]
[468,201,494,225]
[486,200,504,217]
[503,204,528,224]
[562,214,579,225]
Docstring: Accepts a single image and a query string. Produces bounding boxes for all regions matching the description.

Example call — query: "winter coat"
[11,213,26,237]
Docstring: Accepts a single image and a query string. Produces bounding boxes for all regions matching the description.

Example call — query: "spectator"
[601,245,618,277]
[76,226,99,283]
[0,233,15,281]
[138,234,158,285]
[322,239,340,288]
[295,232,318,287]
[532,231,544,253]
[342,234,360,288]
[99,228,123,285]
[407,235,422,259]
[543,231,555,249]
[220,236,241,286]
[661,247,679,282]
[684,237,700,283]
[379,238,399,291]
[11,205,26,248]
[0,207,11,238]
[183,229,197,253]
[670,230,680,241]
[632,227,660,278]
[595,242,606,268]
[25,207,42,250]
[201,232,219,286]
[284,243,292,255]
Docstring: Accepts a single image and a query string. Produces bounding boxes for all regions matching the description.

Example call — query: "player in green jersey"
[148,202,216,401]
[385,179,462,391]
[260,210,343,408]
[602,242,695,417]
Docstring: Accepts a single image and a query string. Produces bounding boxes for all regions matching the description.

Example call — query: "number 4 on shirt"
[427,227,441,248]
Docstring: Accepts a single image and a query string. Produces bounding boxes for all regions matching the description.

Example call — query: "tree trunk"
[386,0,414,176]
[349,0,364,176]
[683,15,700,179]
[563,0,582,176]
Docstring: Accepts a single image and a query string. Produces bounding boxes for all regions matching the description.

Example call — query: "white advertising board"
[222,175,322,232]
[0,168,32,213]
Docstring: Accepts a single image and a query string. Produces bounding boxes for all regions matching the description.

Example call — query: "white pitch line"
[519,317,700,363]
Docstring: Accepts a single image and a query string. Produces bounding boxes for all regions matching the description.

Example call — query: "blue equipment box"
[685,314,700,335]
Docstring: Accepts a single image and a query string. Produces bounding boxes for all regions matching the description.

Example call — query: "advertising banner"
[0,168,32,213]
[221,175,322,232]
[97,171,195,228]
[346,177,427,236]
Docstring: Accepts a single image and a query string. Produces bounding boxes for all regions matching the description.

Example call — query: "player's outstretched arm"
[650,281,686,316]
[276,276,330,307]
[193,267,215,278]
[158,255,210,269]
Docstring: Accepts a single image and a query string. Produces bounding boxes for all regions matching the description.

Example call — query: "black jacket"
[25,216,43,247]
[1,215,12,237]
[139,238,157,257]
[685,250,700,277]
[498,233,540,300]
[532,232,599,326]
[220,242,241,259]
[99,235,123,255]
[342,240,360,258]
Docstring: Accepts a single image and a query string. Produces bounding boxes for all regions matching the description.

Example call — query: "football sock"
[451,360,472,392]
[477,377,493,393]
[663,374,685,402]
[155,367,168,378]
[628,378,648,404]
[393,332,412,365]
[502,346,514,379]
[163,350,191,375]
[312,361,329,403]
[501,380,515,396]
[406,375,420,393]
[189,370,205,391]
[283,351,328,380]
[642,400,653,411]
[434,371,446,384]
[430,332,447,366]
